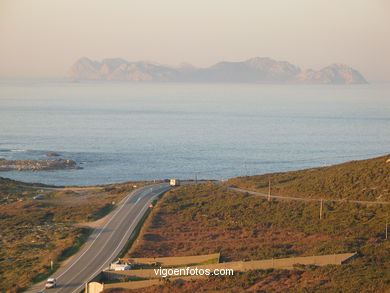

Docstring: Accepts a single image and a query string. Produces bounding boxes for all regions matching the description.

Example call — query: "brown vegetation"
[127,182,390,263]
[0,177,146,292]
[225,154,390,201]
[122,155,390,292]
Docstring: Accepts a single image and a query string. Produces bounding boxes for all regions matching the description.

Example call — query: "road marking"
[136,189,150,203]
[72,197,152,293]
[54,188,140,281]
[55,185,167,293]
[71,187,168,293]
[42,185,161,292]
[58,199,141,293]
[54,187,161,292]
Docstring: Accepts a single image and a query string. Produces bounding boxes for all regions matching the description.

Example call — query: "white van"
[45,278,56,289]
[109,260,132,271]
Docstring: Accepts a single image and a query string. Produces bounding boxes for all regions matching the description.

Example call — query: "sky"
[0,0,389,81]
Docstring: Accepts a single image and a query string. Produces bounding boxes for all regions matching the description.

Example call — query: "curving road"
[29,183,171,293]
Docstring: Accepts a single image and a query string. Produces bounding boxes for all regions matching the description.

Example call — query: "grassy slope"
[0,177,145,292]
[120,156,390,292]
[225,154,390,201]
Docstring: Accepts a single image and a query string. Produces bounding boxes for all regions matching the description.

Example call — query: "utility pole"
[319,199,323,220]
[195,172,198,184]
[268,179,271,202]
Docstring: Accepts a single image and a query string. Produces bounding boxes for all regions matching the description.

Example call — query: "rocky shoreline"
[0,158,82,171]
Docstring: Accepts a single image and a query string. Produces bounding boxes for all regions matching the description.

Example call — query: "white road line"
[33,184,167,293]
[71,197,152,293]
[58,199,140,292]
[54,188,140,281]
[55,188,157,292]
[136,189,150,203]
[71,188,167,293]
[43,185,159,293]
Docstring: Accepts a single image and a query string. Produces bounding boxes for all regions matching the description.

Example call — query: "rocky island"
[0,158,82,171]
[69,56,368,84]
[46,152,61,157]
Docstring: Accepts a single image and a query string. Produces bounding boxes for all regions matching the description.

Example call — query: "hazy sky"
[1,0,389,81]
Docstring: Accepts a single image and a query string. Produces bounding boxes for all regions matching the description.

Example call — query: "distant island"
[69,57,367,84]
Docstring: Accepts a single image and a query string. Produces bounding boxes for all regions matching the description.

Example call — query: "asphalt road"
[30,183,171,293]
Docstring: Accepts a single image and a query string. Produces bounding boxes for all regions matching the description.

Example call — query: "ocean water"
[0,80,389,186]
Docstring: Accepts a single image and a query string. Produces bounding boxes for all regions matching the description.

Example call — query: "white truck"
[109,261,131,271]
[169,179,180,187]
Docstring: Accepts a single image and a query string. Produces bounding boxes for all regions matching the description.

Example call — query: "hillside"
[0,177,146,292]
[113,156,390,292]
[68,57,367,84]
[225,154,390,201]
[119,180,390,292]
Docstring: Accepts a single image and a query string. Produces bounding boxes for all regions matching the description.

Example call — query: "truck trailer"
[170,179,180,186]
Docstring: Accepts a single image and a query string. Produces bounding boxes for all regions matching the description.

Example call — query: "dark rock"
[0,159,82,171]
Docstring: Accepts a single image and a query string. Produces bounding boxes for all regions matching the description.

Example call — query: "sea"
[0,79,389,186]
